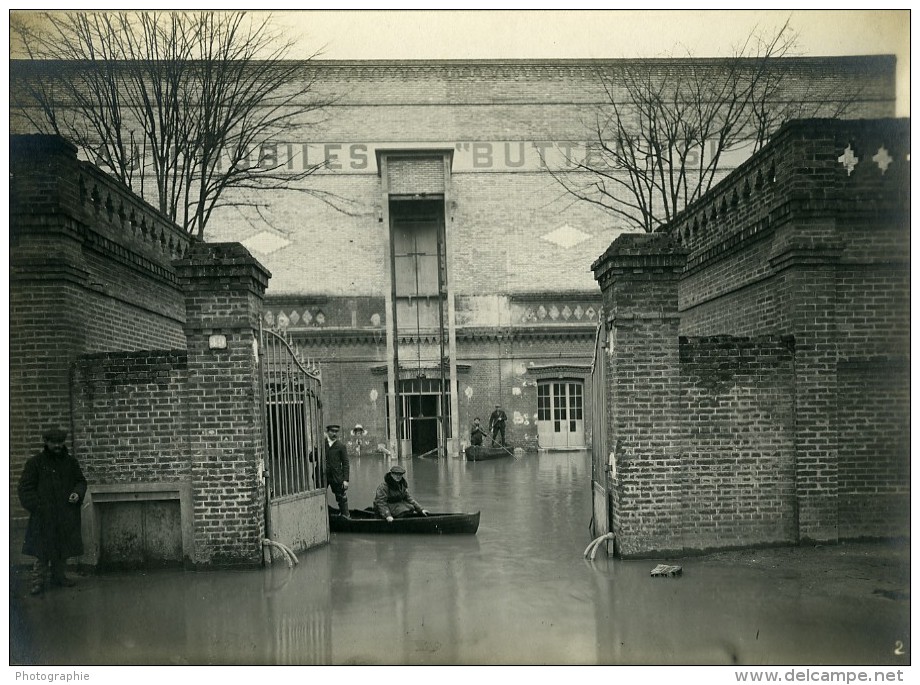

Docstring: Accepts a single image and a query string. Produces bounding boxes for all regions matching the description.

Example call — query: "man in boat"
[373,465,429,523]
[325,424,351,518]
[489,404,508,446]
[470,417,487,447]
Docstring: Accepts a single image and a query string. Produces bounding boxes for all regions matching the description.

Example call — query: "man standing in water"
[17,427,87,595]
[325,424,350,518]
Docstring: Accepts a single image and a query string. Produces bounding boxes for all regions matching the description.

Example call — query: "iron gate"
[259,323,324,499]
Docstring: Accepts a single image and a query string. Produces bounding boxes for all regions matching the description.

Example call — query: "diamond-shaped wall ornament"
[276,312,289,329]
[574,305,584,320]
[241,230,291,255]
[289,311,300,325]
[302,310,313,325]
[541,223,591,249]
[561,305,572,320]
[838,144,858,176]
[537,305,547,320]
[585,306,596,320]
[549,305,560,320]
[264,311,274,325]
[873,146,893,174]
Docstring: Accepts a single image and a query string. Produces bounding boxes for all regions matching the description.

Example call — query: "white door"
[537,380,585,449]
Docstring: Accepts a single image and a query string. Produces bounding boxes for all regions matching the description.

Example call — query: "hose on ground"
[263,539,298,568]
[583,532,615,561]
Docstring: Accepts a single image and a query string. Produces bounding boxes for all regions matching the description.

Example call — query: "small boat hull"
[465,445,512,461]
[329,508,480,534]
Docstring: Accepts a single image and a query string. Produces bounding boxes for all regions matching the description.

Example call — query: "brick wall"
[594,118,909,555]
[679,336,797,551]
[9,135,190,529]
[671,118,909,543]
[176,242,272,568]
[593,234,687,557]
[71,351,189,485]
[10,135,293,570]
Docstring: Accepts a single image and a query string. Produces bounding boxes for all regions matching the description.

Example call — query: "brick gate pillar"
[175,242,271,567]
[770,225,842,544]
[593,233,688,557]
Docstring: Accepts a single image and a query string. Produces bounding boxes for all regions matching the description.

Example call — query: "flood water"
[10,450,910,665]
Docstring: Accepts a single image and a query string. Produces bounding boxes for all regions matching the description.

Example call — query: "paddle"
[482,429,514,457]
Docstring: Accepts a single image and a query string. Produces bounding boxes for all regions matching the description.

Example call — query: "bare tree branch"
[11,10,337,239]
[553,20,862,233]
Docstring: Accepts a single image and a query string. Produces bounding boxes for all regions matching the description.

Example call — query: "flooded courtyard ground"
[9,450,911,665]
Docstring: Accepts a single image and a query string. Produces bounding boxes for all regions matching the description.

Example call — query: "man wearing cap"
[373,465,429,522]
[324,425,350,518]
[489,404,508,447]
[17,428,87,595]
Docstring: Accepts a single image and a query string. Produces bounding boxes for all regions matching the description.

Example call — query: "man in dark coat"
[373,465,428,522]
[324,424,350,517]
[489,404,508,446]
[17,427,87,595]
[470,417,487,447]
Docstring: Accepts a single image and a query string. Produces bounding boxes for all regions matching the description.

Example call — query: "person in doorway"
[350,424,366,456]
[470,417,488,447]
[325,424,351,518]
[17,427,88,596]
[489,404,508,446]
[373,465,429,522]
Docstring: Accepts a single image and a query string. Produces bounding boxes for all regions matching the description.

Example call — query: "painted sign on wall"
[229,140,755,174]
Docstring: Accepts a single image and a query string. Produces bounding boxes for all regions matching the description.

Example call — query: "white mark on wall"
[511,386,521,396]
[513,411,525,425]
[369,389,378,403]
[516,363,526,375]
[464,386,473,400]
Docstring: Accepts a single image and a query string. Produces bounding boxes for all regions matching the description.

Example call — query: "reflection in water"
[10,451,910,665]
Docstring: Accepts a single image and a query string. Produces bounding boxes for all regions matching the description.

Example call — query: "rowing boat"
[329,507,480,534]
[465,445,512,461]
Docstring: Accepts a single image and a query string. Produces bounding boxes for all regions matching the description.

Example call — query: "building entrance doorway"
[408,393,439,456]
[386,378,453,457]
[537,379,585,449]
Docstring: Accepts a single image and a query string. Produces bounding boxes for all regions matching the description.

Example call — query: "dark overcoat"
[373,474,423,519]
[17,446,88,559]
[325,438,350,485]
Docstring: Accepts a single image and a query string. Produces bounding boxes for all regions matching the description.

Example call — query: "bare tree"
[550,22,859,233]
[11,11,340,239]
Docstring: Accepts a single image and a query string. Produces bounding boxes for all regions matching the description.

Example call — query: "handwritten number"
[894,640,904,656]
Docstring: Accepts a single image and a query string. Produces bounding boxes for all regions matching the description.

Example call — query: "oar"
[483,430,515,457]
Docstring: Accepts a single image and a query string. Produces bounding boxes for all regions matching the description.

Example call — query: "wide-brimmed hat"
[388,465,407,475]
[352,424,365,434]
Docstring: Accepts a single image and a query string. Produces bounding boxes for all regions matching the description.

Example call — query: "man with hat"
[373,465,429,523]
[324,424,351,518]
[17,427,87,595]
[489,404,508,447]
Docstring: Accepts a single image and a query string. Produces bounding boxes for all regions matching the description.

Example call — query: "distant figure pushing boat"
[373,465,429,523]
[489,404,508,446]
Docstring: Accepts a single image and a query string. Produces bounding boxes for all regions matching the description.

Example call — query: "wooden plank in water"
[650,564,683,577]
